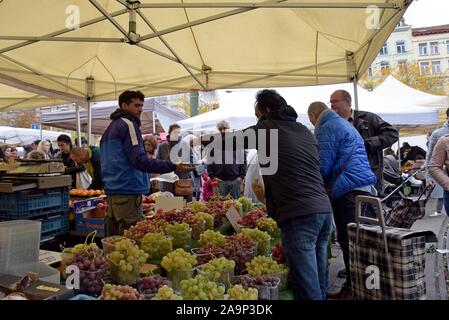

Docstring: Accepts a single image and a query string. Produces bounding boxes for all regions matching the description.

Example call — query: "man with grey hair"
[330,90,398,196]
[206,120,246,199]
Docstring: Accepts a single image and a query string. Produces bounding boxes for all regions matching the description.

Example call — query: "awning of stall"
[0,0,412,111]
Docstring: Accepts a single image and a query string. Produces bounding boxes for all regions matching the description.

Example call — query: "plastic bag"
[76,170,92,189]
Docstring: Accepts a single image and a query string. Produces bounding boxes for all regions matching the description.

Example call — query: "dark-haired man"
[100,90,193,236]
[330,90,398,196]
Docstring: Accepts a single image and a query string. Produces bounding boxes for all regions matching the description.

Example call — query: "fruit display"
[256,217,280,238]
[199,230,226,247]
[195,212,214,230]
[107,239,148,285]
[124,219,167,243]
[137,276,171,296]
[238,197,253,214]
[101,236,134,256]
[140,232,173,264]
[161,249,197,290]
[183,214,206,241]
[272,243,286,264]
[203,199,228,227]
[180,275,225,300]
[227,284,258,300]
[239,228,271,256]
[190,201,207,213]
[99,283,144,300]
[198,257,235,289]
[238,208,267,228]
[151,285,182,300]
[70,189,104,197]
[164,223,192,250]
[245,256,286,276]
[70,248,107,296]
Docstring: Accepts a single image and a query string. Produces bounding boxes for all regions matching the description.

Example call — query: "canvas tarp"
[0,0,412,111]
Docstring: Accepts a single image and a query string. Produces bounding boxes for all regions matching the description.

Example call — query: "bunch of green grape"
[108,239,148,272]
[240,228,271,256]
[199,230,226,247]
[72,242,100,257]
[164,223,191,249]
[161,248,197,272]
[238,197,253,214]
[99,283,144,300]
[151,285,183,300]
[227,284,258,300]
[191,201,207,213]
[201,257,235,282]
[255,218,280,238]
[180,275,225,300]
[245,256,286,276]
[140,232,173,261]
[195,212,214,230]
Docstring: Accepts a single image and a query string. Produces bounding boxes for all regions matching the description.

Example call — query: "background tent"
[0,0,411,111]
[0,126,69,145]
[41,98,186,135]
[177,80,441,131]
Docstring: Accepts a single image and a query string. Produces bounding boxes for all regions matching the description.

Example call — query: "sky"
[403,0,449,27]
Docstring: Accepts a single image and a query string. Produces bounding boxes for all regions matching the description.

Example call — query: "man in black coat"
[330,90,399,196]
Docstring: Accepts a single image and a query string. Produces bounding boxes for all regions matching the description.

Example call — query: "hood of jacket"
[110,108,141,126]
[258,105,298,123]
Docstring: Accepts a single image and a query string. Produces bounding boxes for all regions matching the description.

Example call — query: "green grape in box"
[164,223,192,250]
[198,230,226,247]
[195,212,214,230]
[140,232,173,264]
[161,248,197,291]
[245,256,287,290]
[227,284,258,300]
[256,218,280,238]
[198,257,235,289]
[180,275,225,300]
[152,285,183,300]
[240,228,271,256]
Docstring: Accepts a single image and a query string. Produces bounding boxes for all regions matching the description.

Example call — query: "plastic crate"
[40,213,70,241]
[0,220,41,273]
[0,187,69,219]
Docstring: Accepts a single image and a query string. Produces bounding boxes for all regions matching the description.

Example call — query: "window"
[446,40,449,54]
[396,41,406,54]
[419,43,428,56]
[420,62,430,74]
[380,61,390,70]
[432,61,441,74]
[380,43,388,55]
[430,42,439,55]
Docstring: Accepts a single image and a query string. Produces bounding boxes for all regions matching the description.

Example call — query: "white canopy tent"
[41,98,186,135]
[177,79,441,131]
[0,0,412,143]
[0,126,70,145]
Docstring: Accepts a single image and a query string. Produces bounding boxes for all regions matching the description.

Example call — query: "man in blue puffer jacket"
[101,90,193,236]
[308,101,376,299]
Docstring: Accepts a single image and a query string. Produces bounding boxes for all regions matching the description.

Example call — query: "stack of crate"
[0,187,70,242]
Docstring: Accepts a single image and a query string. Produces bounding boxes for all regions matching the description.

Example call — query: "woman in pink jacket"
[428,134,449,216]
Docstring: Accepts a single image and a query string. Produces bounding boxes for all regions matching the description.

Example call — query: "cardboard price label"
[154,196,184,212]
[226,206,242,232]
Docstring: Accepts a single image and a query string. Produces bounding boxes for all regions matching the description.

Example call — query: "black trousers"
[332,190,371,285]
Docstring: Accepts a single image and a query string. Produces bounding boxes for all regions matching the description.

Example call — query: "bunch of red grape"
[203,200,228,227]
[137,276,171,295]
[71,252,107,296]
[235,275,280,288]
[272,243,286,264]
[238,208,268,228]
[99,283,144,300]
[124,218,167,243]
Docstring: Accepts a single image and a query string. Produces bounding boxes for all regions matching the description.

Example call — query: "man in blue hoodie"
[100,90,193,236]
[308,101,376,299]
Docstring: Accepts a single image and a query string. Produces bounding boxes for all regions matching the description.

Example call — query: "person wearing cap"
[75,137,89,149]
[205,120,246,199]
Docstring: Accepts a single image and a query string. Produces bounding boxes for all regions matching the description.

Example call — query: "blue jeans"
[280,212,333,300]
[218,179,240,199]
[443,190,449,216]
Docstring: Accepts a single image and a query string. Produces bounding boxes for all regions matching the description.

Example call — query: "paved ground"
[327,198,449,300]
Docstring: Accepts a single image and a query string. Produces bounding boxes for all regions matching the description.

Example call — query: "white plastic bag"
[76,170,92,189]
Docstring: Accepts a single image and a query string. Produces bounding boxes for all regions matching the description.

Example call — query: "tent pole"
[76,104,82,147]
[353,77,359,111]
[87,101,92,146]
[39,108,43,140]
[152,111,156,134]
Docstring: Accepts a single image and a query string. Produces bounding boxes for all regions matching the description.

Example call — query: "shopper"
[37,140,52,159]
[330,90,398,196]
[143,134,158,159]
[57,134,84,188]
[100,90,193,236]
[70,146,104,190]
[428,134,449,217]
[308,101,376,299]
